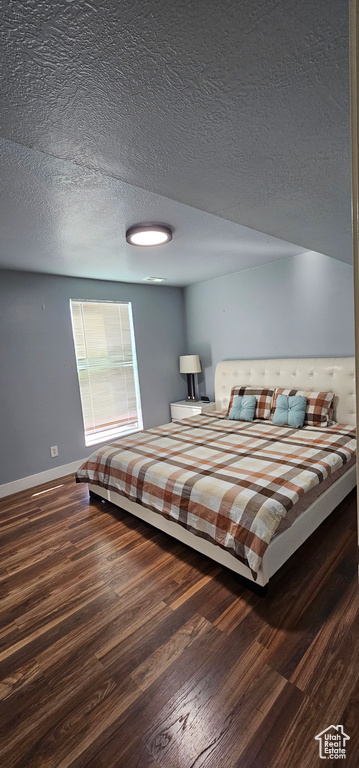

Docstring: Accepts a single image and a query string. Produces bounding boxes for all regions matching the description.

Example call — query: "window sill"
[85,425,143,448]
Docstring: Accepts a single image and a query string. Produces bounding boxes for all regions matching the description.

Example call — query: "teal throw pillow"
[228,395,256,422]
[273,394,307,428]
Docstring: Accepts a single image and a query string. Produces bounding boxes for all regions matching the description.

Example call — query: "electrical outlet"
[50,445,58,458]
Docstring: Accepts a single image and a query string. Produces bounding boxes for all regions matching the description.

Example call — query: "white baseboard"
[0,458,89,499]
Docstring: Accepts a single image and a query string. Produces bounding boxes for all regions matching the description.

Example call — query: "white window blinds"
[70,300,143,446]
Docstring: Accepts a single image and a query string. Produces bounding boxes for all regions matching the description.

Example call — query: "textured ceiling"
[0,0,352,281]
[0,137,307,286]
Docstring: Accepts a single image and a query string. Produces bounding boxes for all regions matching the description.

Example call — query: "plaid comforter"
[76,412,356,574]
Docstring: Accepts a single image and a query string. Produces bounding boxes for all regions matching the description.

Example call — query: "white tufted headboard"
[214,358,356,426]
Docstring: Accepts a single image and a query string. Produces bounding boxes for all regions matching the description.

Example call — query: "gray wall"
[0,270,187,484]
[184,251,355,400]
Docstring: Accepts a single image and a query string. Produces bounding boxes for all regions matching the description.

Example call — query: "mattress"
[76,413,356,575]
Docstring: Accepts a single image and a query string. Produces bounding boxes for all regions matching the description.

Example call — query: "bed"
[77,357,356,592]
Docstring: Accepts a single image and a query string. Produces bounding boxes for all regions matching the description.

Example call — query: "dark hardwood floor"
[0,474,358,767]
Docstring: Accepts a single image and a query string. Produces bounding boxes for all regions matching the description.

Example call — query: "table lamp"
[179,355,201,401]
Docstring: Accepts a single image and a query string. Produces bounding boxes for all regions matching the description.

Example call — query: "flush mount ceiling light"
[126,224,172,247]
[144,277,167,283]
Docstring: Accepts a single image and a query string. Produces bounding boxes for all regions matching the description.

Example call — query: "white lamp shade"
[179,355,201,374]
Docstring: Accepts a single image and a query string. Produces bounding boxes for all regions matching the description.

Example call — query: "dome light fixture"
[126,224,172,247]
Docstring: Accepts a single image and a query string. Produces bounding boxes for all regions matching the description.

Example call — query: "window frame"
[69,298,143,447]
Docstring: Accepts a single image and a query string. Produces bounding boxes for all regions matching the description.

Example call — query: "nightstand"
[170,400,215,421]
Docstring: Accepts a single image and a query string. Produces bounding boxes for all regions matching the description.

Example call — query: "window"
[70,300,143,446]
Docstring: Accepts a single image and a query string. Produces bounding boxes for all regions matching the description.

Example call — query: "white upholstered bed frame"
[89,357,356,590]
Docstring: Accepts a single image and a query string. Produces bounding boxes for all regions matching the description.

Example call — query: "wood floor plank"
[143,644,283,768]
[290,576,359,691]
[234,680,305,768]
[266,566,356,680]
[0,475,357,768]
[339,678,359,768]
[66,623,224,768]
[130,613,211,692]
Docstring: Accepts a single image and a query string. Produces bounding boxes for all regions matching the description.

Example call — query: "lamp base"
[186,373,197,401]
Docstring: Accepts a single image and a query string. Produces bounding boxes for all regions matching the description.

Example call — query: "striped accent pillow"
[226,386,275,420]
[271,388,334,427]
